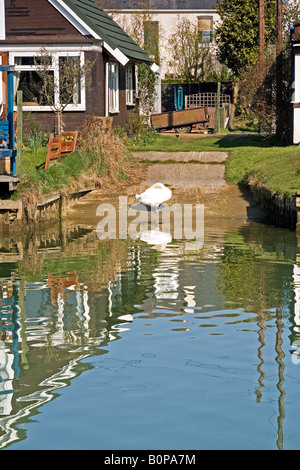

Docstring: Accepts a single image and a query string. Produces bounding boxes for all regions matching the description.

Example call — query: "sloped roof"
[101,0,217,9]
[52,0,153,64]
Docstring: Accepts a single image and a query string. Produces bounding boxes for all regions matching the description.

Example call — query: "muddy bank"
[0,162,148,231]
[0,186,96,231]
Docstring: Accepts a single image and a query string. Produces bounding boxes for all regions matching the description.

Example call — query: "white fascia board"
[104,42,129,66]
[0,44,102,53]
[48,0,101,38]
[48,0,129,65]
[150,63,160,73]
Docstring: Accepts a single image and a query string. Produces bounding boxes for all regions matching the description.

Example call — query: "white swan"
[136,183,172,209]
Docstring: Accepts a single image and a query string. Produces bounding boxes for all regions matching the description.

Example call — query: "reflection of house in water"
[0,225,133,448]
[0,219,299,449]
[0,282,20,417]
[133,240,226,318]
[292,264,300,361]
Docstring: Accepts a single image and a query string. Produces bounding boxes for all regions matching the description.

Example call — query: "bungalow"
[291,23,300,144]
[0,0,156,131]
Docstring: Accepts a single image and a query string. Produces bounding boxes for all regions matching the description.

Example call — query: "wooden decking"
[0,175,20,191]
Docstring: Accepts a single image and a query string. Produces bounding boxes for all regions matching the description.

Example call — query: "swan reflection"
[139,229,172,246]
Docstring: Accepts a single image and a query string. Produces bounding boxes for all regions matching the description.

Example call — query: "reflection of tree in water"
[216,231,294,314]
[216,226,297,451]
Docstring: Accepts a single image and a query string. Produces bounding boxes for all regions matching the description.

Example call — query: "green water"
[0,216,300,450]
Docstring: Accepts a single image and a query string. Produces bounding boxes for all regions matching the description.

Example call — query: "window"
[11,51,85,111]
[294,53,300,103]
[0,0,5,40]
[126,64,134,106]
[198,17,213,43]
[108,61,119,113]
[59,56,82,105]
[144,21,159,62]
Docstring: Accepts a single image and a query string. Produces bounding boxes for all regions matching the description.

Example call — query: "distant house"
[101,0,220,80]
[0,0,155,131]
[291,23,300,144]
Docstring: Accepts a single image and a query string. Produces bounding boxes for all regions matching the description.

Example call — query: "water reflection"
[0,218,299,449]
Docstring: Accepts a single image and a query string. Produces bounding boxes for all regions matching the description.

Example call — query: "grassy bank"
[15,131,300,202]
[13,124,140,202]
[131,133,300,198]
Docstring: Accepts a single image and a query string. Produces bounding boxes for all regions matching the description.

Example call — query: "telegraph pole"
[259,0,265,133]
[259,0,265,67]
[276,0,283,139]
[277,0,283,56]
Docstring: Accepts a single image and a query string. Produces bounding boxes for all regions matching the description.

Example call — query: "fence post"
[17,90,23,177]
[214,82,221,133]
[7,69,16,176]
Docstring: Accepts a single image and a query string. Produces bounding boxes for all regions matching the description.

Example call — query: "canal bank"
[132,149,300,232]
[244,179,300,231]
[0,156,297,232]
[1,133,300,232]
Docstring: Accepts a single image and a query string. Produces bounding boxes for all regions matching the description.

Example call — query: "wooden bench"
[45,131,78,170]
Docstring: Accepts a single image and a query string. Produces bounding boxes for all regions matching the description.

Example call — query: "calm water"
[0,209,300,450]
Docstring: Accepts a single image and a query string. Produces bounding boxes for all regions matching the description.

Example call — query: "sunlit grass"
[17,131,300,200]
[131,133,300,197]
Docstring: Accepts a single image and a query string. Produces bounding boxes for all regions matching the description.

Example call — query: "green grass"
[21,146,48,173]
[131,133,300,198]
[16,132,300,200]
[13,147,98,199]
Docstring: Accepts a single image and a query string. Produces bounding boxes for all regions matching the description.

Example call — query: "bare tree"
[34,48,94,134]
[167,16,217,83]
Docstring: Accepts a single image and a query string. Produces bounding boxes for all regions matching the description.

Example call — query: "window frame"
[125,63,134,106]
[294,52,300,104]
[197,16,214,44]
[10,49,86,112]
[108,60,119,114]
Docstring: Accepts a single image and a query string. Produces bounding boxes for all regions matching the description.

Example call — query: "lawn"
[13,126,133,200]
[15,147,95,197]
[130,133,300,198]
[17,131,300,200]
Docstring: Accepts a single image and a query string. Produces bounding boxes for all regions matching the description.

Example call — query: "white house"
[291,23,300,144]
[101,0,220,80]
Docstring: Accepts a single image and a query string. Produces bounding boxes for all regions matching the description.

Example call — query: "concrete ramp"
[142,163,227,191]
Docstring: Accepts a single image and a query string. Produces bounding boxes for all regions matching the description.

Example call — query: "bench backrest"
[60,131,78,157]
[45,134,62,170]
[0,121,9,143]
[45,131,78,170]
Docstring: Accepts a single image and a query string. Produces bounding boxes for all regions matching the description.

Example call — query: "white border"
[0,0,5,40]
[10,48,86,112]
[108,60,119,114]
[48,0,129,66]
